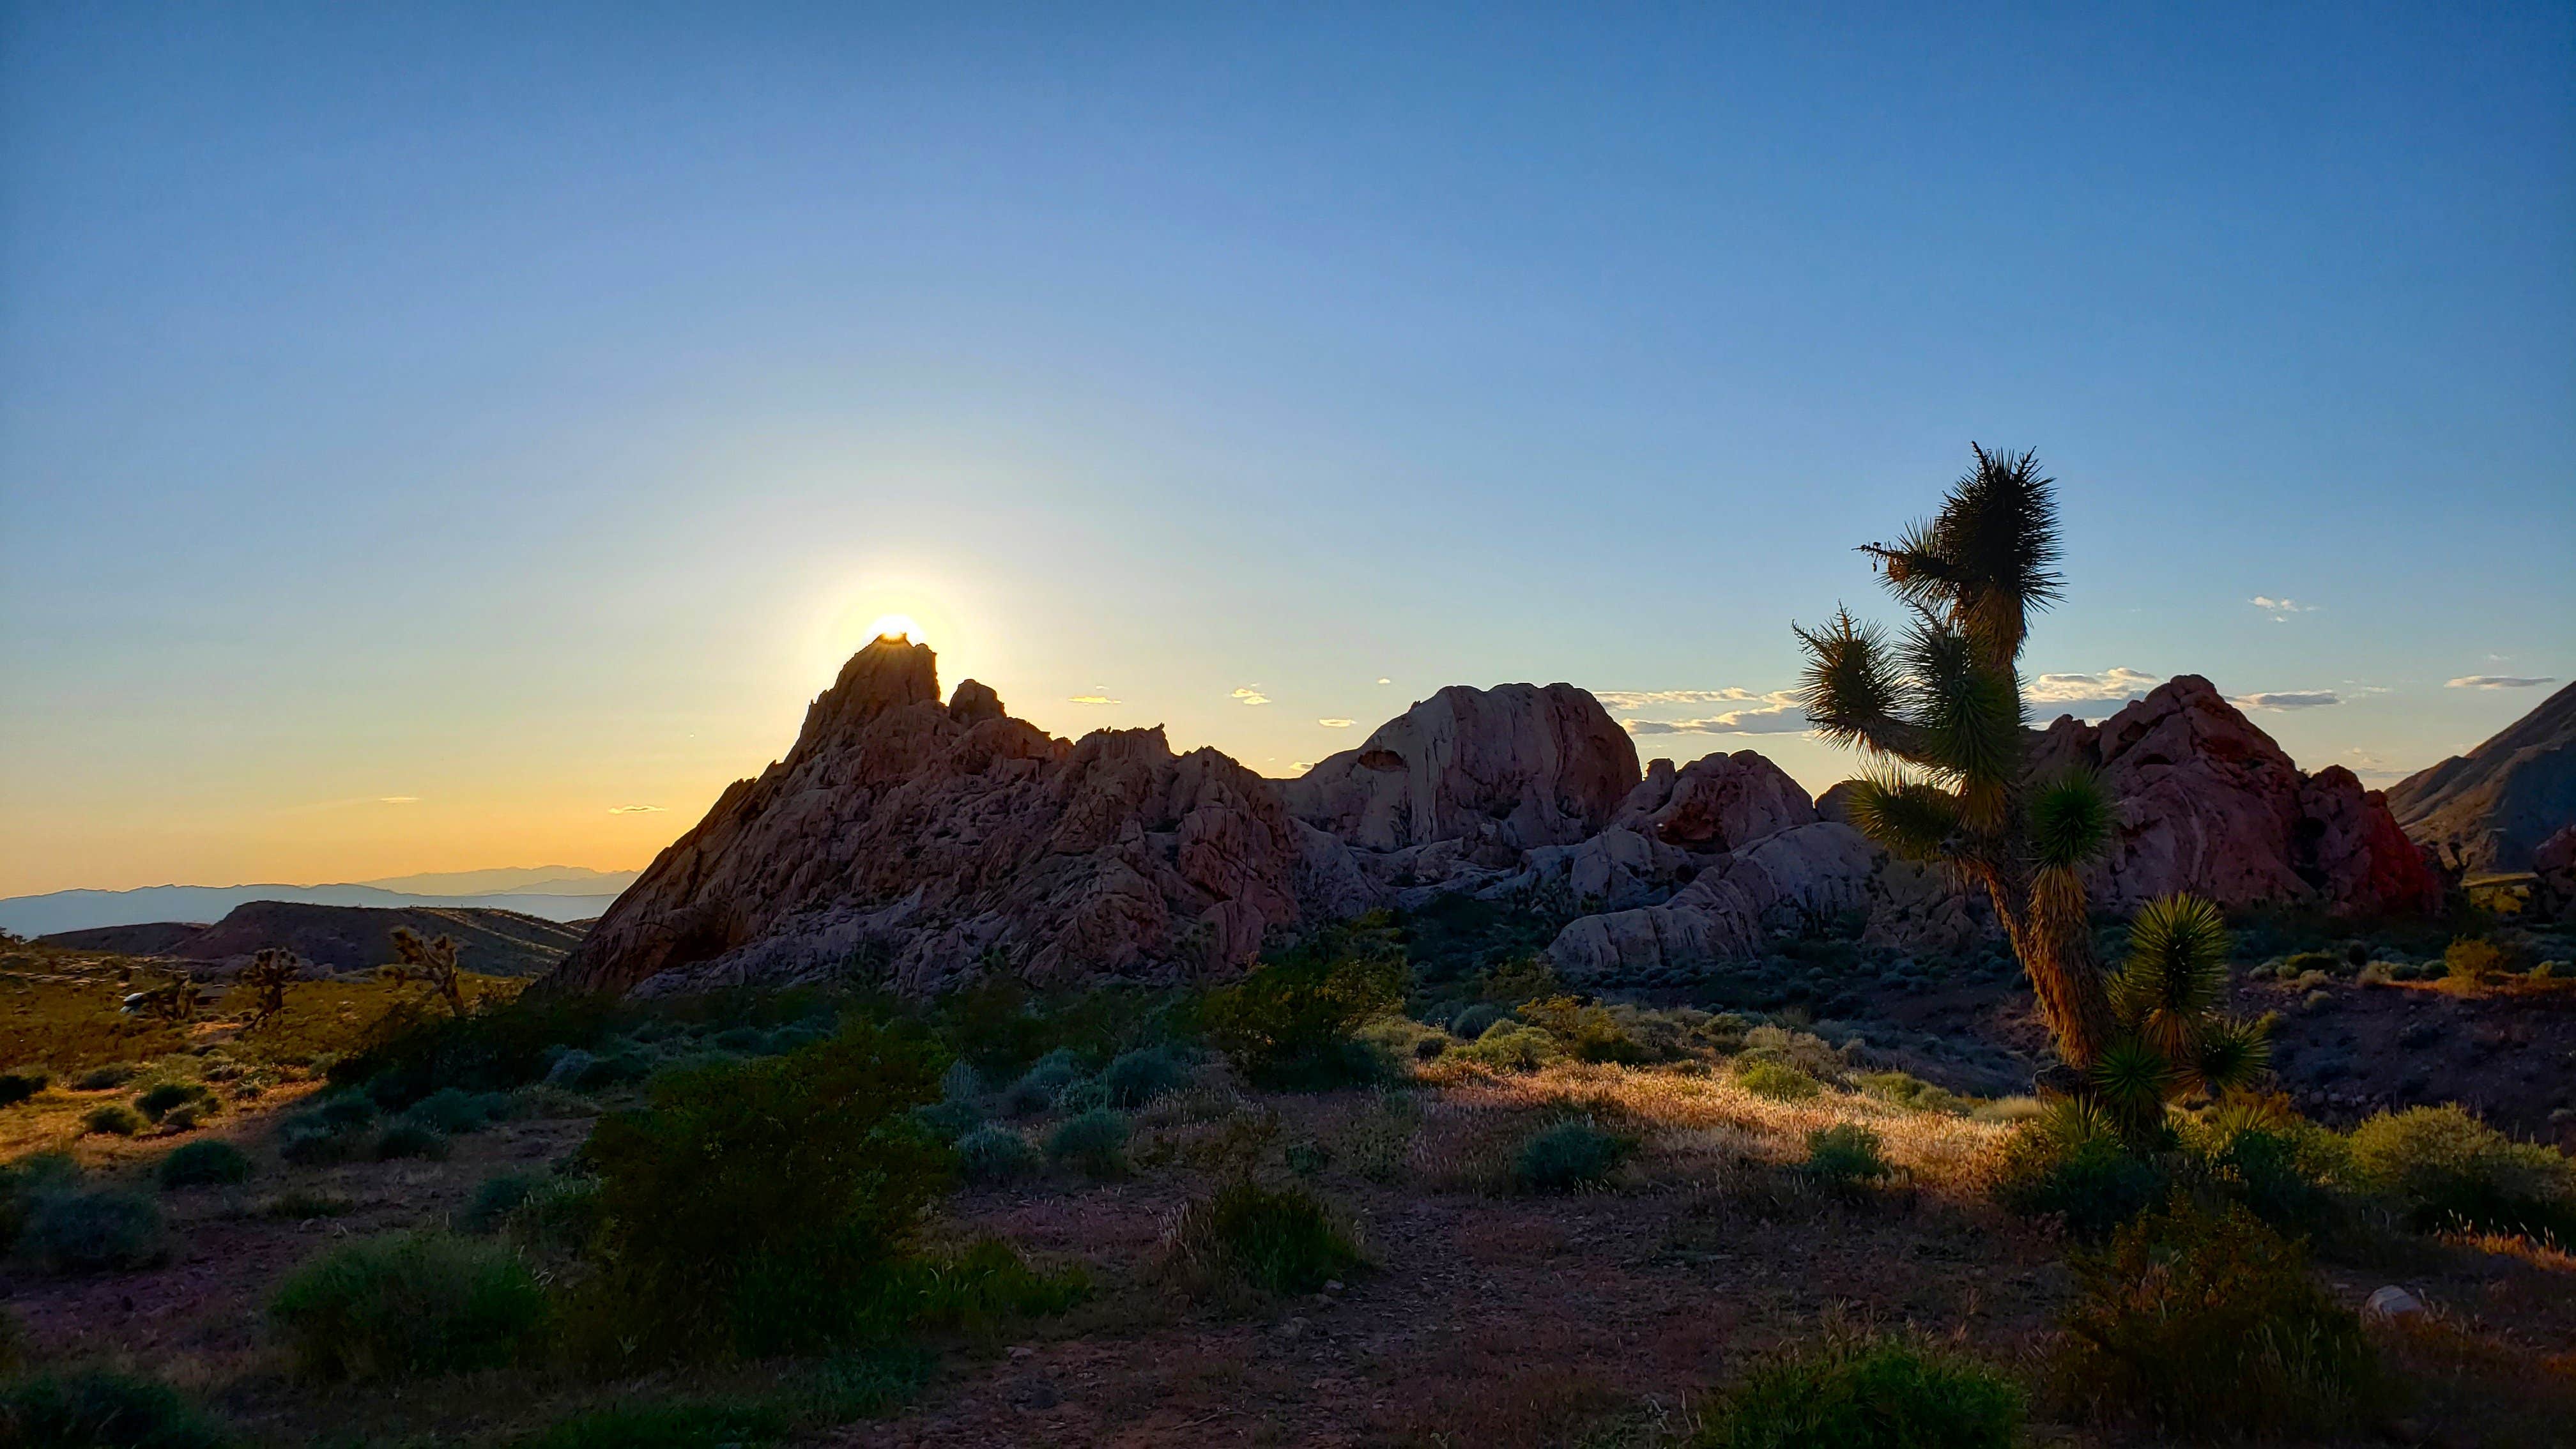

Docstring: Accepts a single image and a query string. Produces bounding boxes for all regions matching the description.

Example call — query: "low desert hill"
[40,900,586,977]
[2387,680,2576,875]
[0,880,620,937]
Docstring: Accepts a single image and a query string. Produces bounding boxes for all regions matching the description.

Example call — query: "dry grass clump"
[1419,1062,2007,1199]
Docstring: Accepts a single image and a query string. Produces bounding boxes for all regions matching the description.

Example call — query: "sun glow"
[868,612,924,643]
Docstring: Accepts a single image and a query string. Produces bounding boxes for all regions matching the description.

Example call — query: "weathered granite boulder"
[1284,684,1639,852]
[1612,749,1817,851]
[1547,822,1880,980]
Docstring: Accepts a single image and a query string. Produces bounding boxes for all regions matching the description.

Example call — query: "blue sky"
[3,3,2570,894]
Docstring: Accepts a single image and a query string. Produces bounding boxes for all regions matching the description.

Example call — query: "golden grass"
[1413,1061,2010,1198]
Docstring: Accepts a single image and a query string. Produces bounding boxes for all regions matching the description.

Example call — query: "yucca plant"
[2096,894,2273,1142]
[1798,445,2118,1068]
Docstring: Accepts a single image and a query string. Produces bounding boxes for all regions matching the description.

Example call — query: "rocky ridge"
[540,643,2446,999]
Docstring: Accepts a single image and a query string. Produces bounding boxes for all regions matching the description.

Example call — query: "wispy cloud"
[1317,717,1354,728]
[2025,668,2162,711]
[1620,690,1810,735]
[2446,675,2555,689]
[1595,687,1761,710]
[1376,677,1392,686]
[608,804,667,814]
[2231,690,2340,710]
[1067,695,1120,705]
[2251,595,2319,622]
[378,796,418,804]
[1232,687,1271,706]
[2340,747,2410,783]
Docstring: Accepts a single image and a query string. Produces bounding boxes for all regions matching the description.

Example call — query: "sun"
[868,613,924,643]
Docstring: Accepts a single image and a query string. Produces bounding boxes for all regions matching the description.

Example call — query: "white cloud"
[1317,717,1355,728]
[1595,687,1761,710]
[2251,595,2319,622]
[1290,760,1312,772]
[1619,691,1810,735]
[1067,695,1120,705]
[608,804,666,814]
[2025,668,2162,712]
[2231,691,2340,710]
[378,796,418,804]
[2446,675,2555,689]
[1232,687,1270,706]
[1376,677,1392,685]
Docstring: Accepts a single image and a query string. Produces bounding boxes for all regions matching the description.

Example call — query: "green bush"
[2053,1196,2384,1437]
[1804,1124,1892,1188]
[459,1173,539,1234]
[1520,995,1653,1064]
[509,1347,934,1448]
[1735,1059,1821,1102]
[2176,1110,2349,1239]
[1991,1102,2163,1239]
[0,1069,50,1107]
[1167,1179,1362,1294]
[157,1140,252,1190]
[0,1153,80,1254]
[2443,937,2508,985]
[20,1184,168,1273]
[910,1098,983,1143]
[73,1062,140,1091]
[506,1175,604,1255]
[134,1082,214,1122]
[270,1230,549,1381]
[574,1020,950,1361]
[1855,1071,1970,1115]
[1452,1020,1556,1071]
[1199,915,1406,1090]
[1513,1118,1632,1192]
[1099,1046,1189,1107]
[0,1370,236,1449]
[332,993,618,1108]
[404,1085,512,1134]
[1004,1048,1087,1116]
[371,1121,452,1161]
[954,1125,1038,1185]
[82,1103,146,1137]
[1695,1332,2023,1448]
[277,1094,379,1165]
[2347,1103,2576,1242]
[1046,1108,1131,1178]
[1448,1002,1509,1039]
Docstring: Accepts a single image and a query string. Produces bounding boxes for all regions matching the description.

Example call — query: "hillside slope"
[2386,681,2576,874]
[41,901,587,976]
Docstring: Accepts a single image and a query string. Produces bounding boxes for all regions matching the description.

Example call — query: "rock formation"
[2385,680,2576,875]
[543,647,2452,1000]
[2027,675,2441,916]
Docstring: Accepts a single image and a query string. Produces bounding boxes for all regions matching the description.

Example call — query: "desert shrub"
[1855,1071,1970,1115]
[1452,1020,1556,1071]
[0,1068,50,1107]
[509,1346,933,1448]
[1052,1078,1112,1114]
[459,1173,539,1234]
[1099,1045,1188,1106]
[0,1370,236,1449]
[262,1189,356,1220]
[372,1120,452,1161]
[954,1125,1038,1185]
[0,1154,73,1254]
[910,1097,983,1143]
[1695,1331,2023,1448]
[2053,1196,2384,1436]
[1166,1179,1362,1294]
[2443,937,2508,985]
[1513,1118,1633,1192]
[334,992,617,1108]
[1335,1088,1423,1183]
[1046,1108,1131,1178]
[507,1174,604,1255]
[574,1020,949,1361]
[1004,1048,1087,1115]
[270,1230,549,1381]
[20,1186,168,1272]
[2175,1105,2350,1238]
[1804,1124,1892,1188]
[892,1236,1089,1328]
[1199,915,1406,1090]
[936,1059,982,1102]
[1448,1001,1510,1039]
[1520,994,1653,1064]
[1991,1101,2163,1239]
[82,1102,146,1137]
[73,1062,141,1091]
[404,1085,511,1134]
[1735,1058,1821,1102]
[2347,1103,2576,1242]
[134,1081,214,1122]
[1354,1014,1448,1062]
[157,1140,252,1190]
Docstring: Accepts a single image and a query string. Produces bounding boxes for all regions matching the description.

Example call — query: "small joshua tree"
[1797,445,2117,1069]
[2094,894,2273,1142]
[238,947,303,1031]
[386,927,468,1016]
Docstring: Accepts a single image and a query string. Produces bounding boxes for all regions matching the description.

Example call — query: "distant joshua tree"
[238,947,304,1031]
[386,926,468,1016]
[1795,445,2119,1070]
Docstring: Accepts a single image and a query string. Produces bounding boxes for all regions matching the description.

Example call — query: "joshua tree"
[238,947,303,1031]
[387,926,468,1016]
[2094,894,2273,1141]
[1796,445,2117,1069]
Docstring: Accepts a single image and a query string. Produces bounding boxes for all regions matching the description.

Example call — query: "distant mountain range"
[2389,680,2576,876]
[39,901,586,977]
[0,865,639,939]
